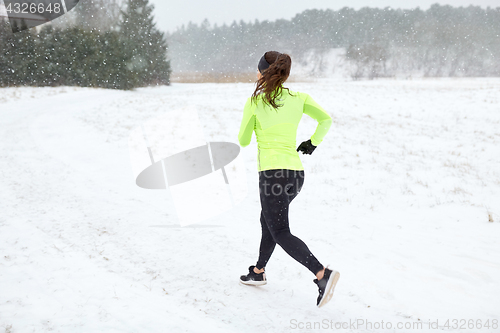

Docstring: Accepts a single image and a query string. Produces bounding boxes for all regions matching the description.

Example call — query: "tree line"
[0,0,171,89]
[167,4,500,79]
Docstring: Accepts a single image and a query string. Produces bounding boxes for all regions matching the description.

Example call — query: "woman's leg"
[258,169,324,275]
[255,210,276,270]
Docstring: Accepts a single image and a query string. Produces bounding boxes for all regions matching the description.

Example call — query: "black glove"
[296,139,317,155]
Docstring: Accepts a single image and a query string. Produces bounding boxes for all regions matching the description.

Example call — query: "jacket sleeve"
[302,93,332,146]
[238,98,256,147]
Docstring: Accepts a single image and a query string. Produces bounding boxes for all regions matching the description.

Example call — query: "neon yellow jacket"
[238,89,332,171]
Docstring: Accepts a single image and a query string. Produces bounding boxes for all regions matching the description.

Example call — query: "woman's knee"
[271,228,292,244]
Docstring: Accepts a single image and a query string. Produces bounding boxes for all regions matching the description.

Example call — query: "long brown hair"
[251,51,293,109]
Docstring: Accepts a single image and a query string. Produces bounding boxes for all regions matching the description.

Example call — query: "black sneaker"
[239,265,267,286]
[313,267,340,308]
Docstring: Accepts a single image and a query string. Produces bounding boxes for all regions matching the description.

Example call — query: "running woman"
[237,51,340,308]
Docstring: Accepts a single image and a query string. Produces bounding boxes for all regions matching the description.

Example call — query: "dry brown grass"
[170,71,315,83]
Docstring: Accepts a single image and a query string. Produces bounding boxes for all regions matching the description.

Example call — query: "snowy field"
[1,78,499,333]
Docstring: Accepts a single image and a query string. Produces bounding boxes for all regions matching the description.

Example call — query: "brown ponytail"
[251,51,293,109]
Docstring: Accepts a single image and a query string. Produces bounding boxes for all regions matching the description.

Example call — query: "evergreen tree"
[0,24,37,86]
[0,24,137,89]
[120,0,171,86]
[0,20,14,87]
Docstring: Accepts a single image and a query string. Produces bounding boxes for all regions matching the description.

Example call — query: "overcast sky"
[149,0,499,33]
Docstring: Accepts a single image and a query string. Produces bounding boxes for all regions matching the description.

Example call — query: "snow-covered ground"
[1,78,499,333]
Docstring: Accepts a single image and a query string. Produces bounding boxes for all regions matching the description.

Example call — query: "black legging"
[255,169,324,275]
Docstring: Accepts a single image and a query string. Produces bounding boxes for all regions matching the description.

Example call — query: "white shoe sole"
[239,279,267,286]
[318,270,340,308]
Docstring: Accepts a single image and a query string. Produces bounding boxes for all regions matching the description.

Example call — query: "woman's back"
[238,89,332,171]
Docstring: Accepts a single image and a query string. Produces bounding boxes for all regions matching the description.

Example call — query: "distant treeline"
[167,4,500,78]
[0,0,171,89]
